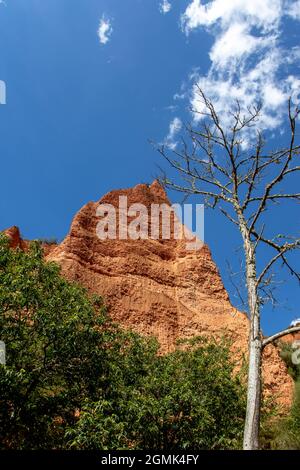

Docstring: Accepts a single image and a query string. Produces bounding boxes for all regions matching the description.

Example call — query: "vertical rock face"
[44,181,293,408]
[4,226,26,250]
[3,181,294,408]
[47,181,241,349]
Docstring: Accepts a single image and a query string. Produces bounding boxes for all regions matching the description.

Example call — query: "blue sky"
[0,0,299,335]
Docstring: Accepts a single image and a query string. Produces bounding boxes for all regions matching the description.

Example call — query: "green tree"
[67,338,246,450]
[0,235,156,449]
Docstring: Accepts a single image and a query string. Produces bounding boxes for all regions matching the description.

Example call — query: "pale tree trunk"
[238,215,262,450]
[243,303,262,450]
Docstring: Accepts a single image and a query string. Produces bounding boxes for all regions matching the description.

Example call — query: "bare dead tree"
[157,87,300,450]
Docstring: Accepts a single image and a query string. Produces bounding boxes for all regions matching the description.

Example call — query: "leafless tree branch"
[262,326,300,348]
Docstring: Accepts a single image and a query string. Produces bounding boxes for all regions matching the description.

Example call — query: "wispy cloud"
[159,0,172,14]
[288,0,300,19]
[164,117,182,149]
[97,15,113,45]
[178,0,300,134]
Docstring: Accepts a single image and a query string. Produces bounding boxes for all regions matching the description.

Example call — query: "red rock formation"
[2,181,294,408]
[3,226,57,257]
[4,226,26,250]
[279,324,300,345]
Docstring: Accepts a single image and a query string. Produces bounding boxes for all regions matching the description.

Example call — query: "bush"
[67,337,246,450]
[263,343,300,449]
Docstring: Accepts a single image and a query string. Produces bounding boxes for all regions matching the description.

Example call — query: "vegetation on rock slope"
[267,344,300,449]
[0,235,246,449]
[1,234,299,449]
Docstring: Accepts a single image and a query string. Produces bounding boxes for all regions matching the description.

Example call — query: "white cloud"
[263,84,286,108]
[286,75,300,105]
[178,0,300,136]
[164,117,182,149]
[98,16,113,45]
[291,318,300,326]
[160,0,172,14]
[288,0,300,19]
[182,0,282,33]
[209,23,265,68]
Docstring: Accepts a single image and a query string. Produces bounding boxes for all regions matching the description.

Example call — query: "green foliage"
[36,237,58,245]
[264,382,300,450]
[279,342,300,381]
[261,343,300,449]
[67,338,246,450]
[0,234,152,449]
[0,234,246,450]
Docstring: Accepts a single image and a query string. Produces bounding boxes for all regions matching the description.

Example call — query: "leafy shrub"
[265,343,300,449]
[261,342,300,449]
[67,337,246,450]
